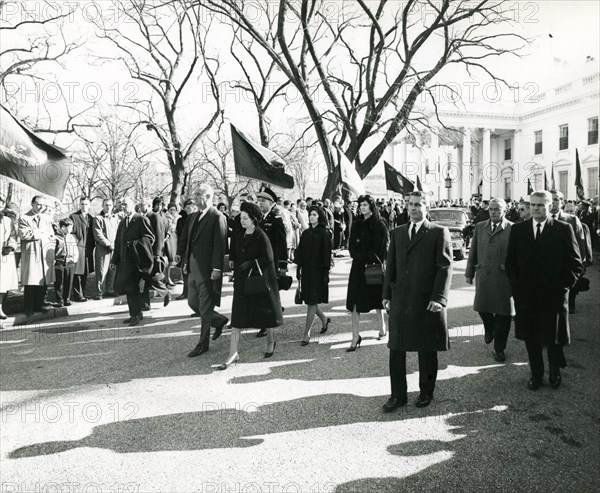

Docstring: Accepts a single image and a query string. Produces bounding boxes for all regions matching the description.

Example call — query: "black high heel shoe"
[264,341,277,358]
[346,335,362,352]
[320,317,331,334]
[300,340,310,346]
[216,353,239,371]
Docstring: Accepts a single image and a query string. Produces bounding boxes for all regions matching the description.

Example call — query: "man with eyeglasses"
[517,201,531,222]
[466,198,514,362]
[506,191,583,391]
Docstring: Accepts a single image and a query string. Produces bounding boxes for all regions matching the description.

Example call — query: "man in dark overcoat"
[465,198,514,362]
[110,197,154,326]
[177,184,228,357]
[143,196,170,309]
[506,191,583,390]
[382,191,453,411]
[70,197,95,301]
[256,187,288,337]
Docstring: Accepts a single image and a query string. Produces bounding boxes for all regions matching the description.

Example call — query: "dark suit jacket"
[505,218,583,345]
[111,213,155,294]
[146,210,168,256]
[70,210,95,273]
[178,206,227,305]
[383,220,453,352]
[261,206,288,270]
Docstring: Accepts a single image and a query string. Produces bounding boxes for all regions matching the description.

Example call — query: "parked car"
[428,208,470,260]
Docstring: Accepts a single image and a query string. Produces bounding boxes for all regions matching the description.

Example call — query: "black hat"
[257,187,278,203]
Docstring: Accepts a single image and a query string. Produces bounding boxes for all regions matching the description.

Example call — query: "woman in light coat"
[0,196,19,319]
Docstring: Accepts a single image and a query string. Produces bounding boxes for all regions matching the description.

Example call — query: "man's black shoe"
[549,375,562,389]
[527,378,543,391]
[190,312,201,318]
[123,317,134,324]
[212,318,229,341]
[176,294,187,300]
[484,333,493,344]
[188,344,209,357]
[415,393,433,408]
[129,314,143,326]
[382,397,407,413]
[256,328,267,338]
[494,350,506,363]
[164,293,171,307]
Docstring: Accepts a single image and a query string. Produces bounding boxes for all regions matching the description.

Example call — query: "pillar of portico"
[512,129,524,200]
[482,128,492,200]
[462,128,472,200]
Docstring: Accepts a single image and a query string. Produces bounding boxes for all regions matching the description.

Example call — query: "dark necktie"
[125,216,130,229]
[410,223,417,241]
[535,223,541,240]
[34,215,40,227]
[491,222,498,233]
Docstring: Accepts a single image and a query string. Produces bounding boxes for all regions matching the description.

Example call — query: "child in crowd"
[54,218,79,306]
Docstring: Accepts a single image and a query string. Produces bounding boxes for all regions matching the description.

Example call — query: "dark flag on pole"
[550,162,556,190]
[575,149,585,199]
[544,170,550,191]
[478,178,483,195]
[416,175,424,192]
[384,161,415,195]
[0,104,71,199]
[230,124,294,189]
[527,178,534,195]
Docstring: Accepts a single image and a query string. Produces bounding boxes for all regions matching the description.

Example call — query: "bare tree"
[189,123,257,207]
[90,0,222,205]
[192,0,528,197]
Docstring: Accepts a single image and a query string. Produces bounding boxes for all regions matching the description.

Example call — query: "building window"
[588,168,599,198]
[559,124,569,150]
[558,171,568,199]
[589,117,598,145]
[504,177,512,199]
[504,138,511,160]
[534,130,543,155]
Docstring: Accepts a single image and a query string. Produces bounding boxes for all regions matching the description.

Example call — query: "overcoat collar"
[406,219,431,251]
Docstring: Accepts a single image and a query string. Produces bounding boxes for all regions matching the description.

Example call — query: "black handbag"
[244,260,270,295]
[364,254,384,286]
[278,273,293,291]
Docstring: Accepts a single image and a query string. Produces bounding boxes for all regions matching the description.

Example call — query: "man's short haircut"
[102,197,113,204]
[408,191,430,206]
[489,198,507,209]
[167,202,178,210]
[550,189,564,200]
[183,198,195,207]
[197,184,214,197]
[121,197,135,208]
[531,191,552,203]
[59,217,73,228]
[283,200,291,207]
[152,196,163,207]
[31,195,43,205]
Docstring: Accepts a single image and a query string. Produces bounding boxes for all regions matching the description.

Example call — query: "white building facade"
[381,66,599,202]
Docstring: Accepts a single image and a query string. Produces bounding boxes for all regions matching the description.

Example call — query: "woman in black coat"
[218,202,283,369]
[294,206,332,345]
[346,195,389,351]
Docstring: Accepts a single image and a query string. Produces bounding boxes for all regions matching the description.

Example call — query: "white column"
[400,140,408,175]
[462,128,471,199]
[512,129,524,200]
[482,128,491,199]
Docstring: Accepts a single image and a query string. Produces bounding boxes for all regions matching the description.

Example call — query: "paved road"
[1,257,599,492]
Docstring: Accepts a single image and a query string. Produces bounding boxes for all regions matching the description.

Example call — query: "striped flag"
[575,149,585,199]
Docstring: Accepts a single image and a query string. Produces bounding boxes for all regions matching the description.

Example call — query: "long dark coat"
[346,215,389,313]
[465,218,515,316]
[382,221,453,352]
[112,214,154,295]
[231,227,283,329]
[177,207,227,306]
[70,210,95,275]
[506,218,583,345]
[294,224,332,305]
